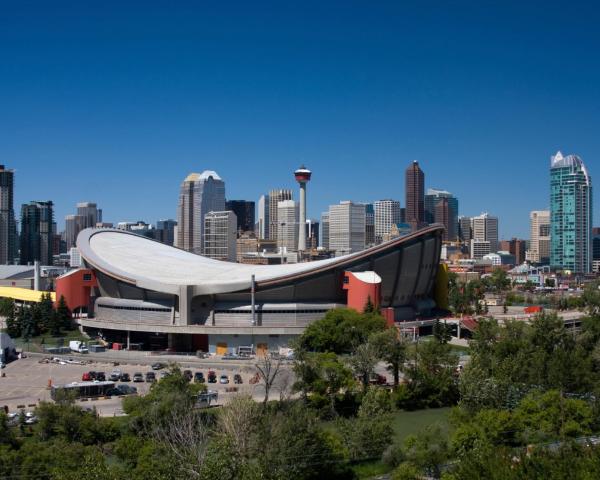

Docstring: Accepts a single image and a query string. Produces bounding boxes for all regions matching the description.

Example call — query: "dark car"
[96,372,106,381]
[120,372,131,382]
[151,362,166,370]
[145,371,156,382]
[194,372,205,383]
[233,374,243,384]
[133,372,144,382]
[87,371,97,380]
[116,384,138,395]
[183,370,193,382]
[207,370,217,383]
[106,388,124,396]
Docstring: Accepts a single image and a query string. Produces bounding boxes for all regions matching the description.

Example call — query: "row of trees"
[1,295,72,339]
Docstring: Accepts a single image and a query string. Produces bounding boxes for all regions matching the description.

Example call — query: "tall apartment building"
[374,199,401,244]
[203,211,237,262]
[257,194,269,240]
[277,200,299,251]
[550,151,593,273]
[268,189,292,242]
[328,201,366,255]
[321,212,330,250]
[471,213,499,253]
[155,219,177,245]
[528,210,550,264]
[225,200,255,233]
[425,188,459,241]
[0,165,16,264]
[20,201,54,265]
[176,171,226,254]
[405,160,425,230]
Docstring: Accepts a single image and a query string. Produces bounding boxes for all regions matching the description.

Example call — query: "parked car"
[151,362,166,370]
[233,374,243,384]
[159,370,170,379]
[96,372,106,381]
[183,370,193,382]
[219,375,229,384]
[81,372,92,381]
[222,353,239,360]
[116,384,138,395]
[109,370,122,381]
[120,372,131,382]
[145,371,156,382]
[106,388,124,396]
[194,372,205,383]
[87,371,97,380]
[133,372,144,383]
[207,371,217,383]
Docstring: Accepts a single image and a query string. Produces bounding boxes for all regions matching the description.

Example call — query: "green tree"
[298,308,386,354]
[348,340,380,391]
[55,295,72,331]
[371,328,407,387]
[364,295,376,313]
[39,292,54,334]
[4,301,21,338]
[0,297,14,317]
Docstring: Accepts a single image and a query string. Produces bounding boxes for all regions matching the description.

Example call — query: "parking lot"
[0,355,295,416]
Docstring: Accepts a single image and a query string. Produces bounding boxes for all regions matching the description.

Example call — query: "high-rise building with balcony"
[77,202,101,228]
[550,152,593,273]
[20,201,54,265]
[374,200,401,244]
[405,160,425,230]
[176,171,226,254]
[0,165,16,264]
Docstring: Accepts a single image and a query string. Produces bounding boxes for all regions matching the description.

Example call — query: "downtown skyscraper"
[0,165,16,264]
[20,201,54,265]
[550,151,593,273]
[176,171,226,255]
[405,160,425,230]
[424,188,459,241]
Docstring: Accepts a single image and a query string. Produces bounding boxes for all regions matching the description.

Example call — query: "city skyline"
[3,3,600,238]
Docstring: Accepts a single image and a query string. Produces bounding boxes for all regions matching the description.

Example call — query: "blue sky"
[1,1,599,238]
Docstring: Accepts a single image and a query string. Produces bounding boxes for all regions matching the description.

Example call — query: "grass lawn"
[391,407,451,443]
[12,329,88,352]
[352,407,452,479]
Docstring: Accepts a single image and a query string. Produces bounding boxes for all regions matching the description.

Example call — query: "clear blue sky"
[2,0,599,238]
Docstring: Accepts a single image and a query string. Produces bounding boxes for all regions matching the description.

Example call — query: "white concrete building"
[374,199,401,244]
[471,213,498,253]
[470,239,491,259]
[203,211,237,262]
[277,200,299,252]
[328,201,366,255]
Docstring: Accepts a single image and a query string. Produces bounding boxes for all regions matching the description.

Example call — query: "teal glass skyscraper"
[550,151,593,273]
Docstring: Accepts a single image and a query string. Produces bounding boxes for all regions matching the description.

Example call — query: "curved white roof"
[184,170,223,182]
[77,226,443,295]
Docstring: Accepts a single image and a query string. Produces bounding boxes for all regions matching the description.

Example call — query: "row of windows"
[214,309,329,315]
[98,304,171,313]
